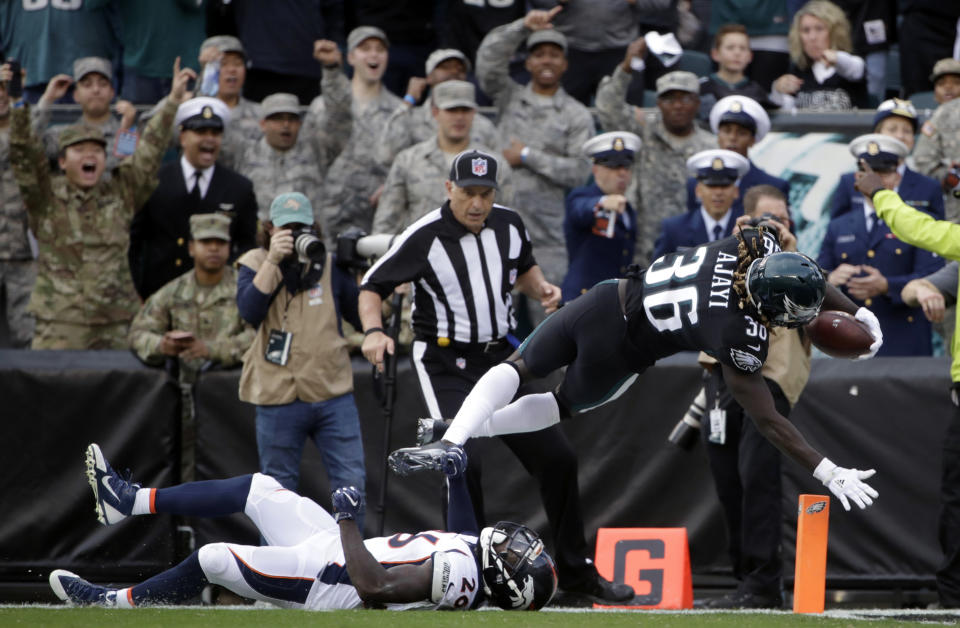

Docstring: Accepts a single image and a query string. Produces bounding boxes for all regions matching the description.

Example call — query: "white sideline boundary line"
[6,603,960,619]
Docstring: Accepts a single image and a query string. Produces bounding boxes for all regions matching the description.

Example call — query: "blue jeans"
[255,393,366,529]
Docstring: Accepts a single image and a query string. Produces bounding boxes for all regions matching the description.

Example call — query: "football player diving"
[48,443,557,611]
[388,215,884,512]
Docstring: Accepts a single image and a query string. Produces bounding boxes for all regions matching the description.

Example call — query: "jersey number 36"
[642,248,706,332]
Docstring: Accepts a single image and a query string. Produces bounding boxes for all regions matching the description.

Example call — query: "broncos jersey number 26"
[642,247,707,332]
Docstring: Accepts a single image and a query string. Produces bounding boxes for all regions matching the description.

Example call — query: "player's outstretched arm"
[332,488,433,604]
[720,365,878,511]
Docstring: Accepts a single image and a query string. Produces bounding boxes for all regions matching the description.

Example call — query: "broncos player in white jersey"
[391,220,885,512]
[48,443,557,611]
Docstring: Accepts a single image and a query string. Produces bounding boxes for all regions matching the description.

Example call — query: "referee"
[359,149,634,605]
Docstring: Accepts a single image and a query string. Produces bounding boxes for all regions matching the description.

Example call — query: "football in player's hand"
[805,310,874,359]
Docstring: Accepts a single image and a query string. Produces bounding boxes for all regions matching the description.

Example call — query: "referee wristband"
[364,327,385,336]
[403,94,417,105]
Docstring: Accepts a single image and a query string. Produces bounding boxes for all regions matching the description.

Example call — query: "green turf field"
[0,607,954,628]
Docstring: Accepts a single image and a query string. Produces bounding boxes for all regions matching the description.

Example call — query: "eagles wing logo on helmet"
[782,293,818,325]
[730,348,762,372]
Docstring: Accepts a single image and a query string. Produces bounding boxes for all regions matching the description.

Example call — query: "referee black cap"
[449,149,500,189]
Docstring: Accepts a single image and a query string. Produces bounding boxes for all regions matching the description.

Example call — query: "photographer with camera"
[672,185,811,609]
[237,192,367,525]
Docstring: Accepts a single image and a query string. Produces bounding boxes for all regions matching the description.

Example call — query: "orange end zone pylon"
[593,527,693,609]
[793,494,831,614]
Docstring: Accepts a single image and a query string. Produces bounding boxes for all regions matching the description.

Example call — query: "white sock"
[444,363,520,445]
[132,488,153,515]
[475,392,560,437]
[114,587,134,608]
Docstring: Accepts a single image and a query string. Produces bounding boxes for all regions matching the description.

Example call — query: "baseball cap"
[583,131,641,168]
[432,80,477,110]
[348,26,389,52]
[58,124,107,152]
[449,149,499,189]
[709,95,770,141]
[930,58,960,83]
[872,98,918,133]
[425,48,471,76]
[656,71,699,96]
[261,93,301,119]
[190,213,232,241]
[201,35,245,58]
[687,149,749,185]
[176,97,231,131]
[526,29,567,54]
[73,57,112,82]
[270,192,314,227]
[848,133,908,171]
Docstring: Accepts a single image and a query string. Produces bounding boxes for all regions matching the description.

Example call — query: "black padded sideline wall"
[0,350,952,593]
[0,350,180,590]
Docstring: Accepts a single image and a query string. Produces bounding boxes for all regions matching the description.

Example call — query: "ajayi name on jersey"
[622,226,781,374]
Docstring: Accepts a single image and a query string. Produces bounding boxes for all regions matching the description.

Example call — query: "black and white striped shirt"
[361,201,536,344]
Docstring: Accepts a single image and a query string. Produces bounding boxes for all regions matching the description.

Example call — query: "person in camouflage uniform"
[0,62,36,347]
[375,48,500,169]
[10,59,195,350]
[914,97,960,223]
[596,53,716,264]
[234,42,351,223]
[475,7,595,286]
[315,26,401,240]
[129,213,254,481]
[200,36,263,153]
[373,80,515,235]
[30,58,138,173]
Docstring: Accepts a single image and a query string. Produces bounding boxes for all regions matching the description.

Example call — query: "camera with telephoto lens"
[335,227,396,270]
[944,164,960,199]
[667,388,705,450]
[292,228,325,263]
[746,212,784,228]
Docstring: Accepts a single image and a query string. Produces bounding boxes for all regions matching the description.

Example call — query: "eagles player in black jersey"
[391,219,884,511]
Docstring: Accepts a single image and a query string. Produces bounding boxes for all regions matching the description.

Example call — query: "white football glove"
[854,307,883,360]
[813,458,879,511]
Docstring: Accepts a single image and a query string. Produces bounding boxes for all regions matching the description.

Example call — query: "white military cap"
[848,133,908,171]
[686,149,750,185]
[709,95,770,142]
[175,96,231,130]
[582,131,642,167]
[873,98,918,132]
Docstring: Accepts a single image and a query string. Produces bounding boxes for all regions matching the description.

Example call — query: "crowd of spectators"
[4,0,960,609]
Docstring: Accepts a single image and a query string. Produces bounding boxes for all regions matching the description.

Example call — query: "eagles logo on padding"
[805,500,827,514]
[730,348,762,372]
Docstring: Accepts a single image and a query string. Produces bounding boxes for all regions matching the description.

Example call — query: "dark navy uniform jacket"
[817,198,944,356]
[561,182,637,303]
[652,207,740,261]
[685,161,791,215]
[830,166,944,219]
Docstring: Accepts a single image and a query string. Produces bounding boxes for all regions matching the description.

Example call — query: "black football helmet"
[478,521,558,610]
[745,252,825,328]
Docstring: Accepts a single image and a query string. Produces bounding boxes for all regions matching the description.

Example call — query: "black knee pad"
[502,355,530,382]
[552,391,573,420]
